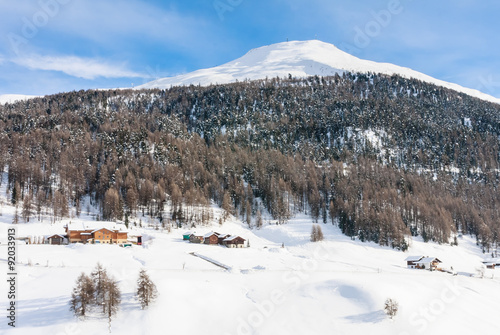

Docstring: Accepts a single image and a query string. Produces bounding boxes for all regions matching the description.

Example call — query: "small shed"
[482,258,500,267]
[46,234,66,245]
[16,236,30,244]
[204,232,219,245]
[405,255,424,269]
[183,232,194,240]
[415,257,442,271]
[223,235,246,248]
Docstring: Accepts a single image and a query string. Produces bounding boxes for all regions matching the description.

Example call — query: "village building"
[46,234,67,245]
[405,255,424,269]
[65,222,128,244]
[184,232,246,248]
[405,256,443,271]
[484,263,496,269]
[482,258,500,269]
[414,257,442,271]
[204,232,220,245]
[223,235,246,248]
[128,234,143,245]
[189,234,204,244]
[217,233,231,244]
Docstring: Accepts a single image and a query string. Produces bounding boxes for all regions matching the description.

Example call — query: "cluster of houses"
[43,222,140,246]
[405,255,443,271]
[406,255,500,272]
[183,231,246,248]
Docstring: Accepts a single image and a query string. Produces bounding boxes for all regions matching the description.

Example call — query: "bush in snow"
[384,298,399,319]
[311,224,324,242]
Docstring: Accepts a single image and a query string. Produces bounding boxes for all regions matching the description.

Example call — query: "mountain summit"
[138,40,499,104]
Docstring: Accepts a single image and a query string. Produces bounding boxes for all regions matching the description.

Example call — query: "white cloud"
[12,54,143,79]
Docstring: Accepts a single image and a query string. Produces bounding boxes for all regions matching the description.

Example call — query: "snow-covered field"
[1,187,499,334]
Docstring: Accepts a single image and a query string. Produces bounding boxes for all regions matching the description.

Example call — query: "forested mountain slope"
[1,73,499,251]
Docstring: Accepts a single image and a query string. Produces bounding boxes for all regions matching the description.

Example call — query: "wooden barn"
[482,258,500,269]
[223,235,246,248]
[217,234,231,244]
[204,232,219,245]
[46,234,66,245]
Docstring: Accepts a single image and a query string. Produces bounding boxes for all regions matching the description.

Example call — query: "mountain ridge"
[137,40,500,105]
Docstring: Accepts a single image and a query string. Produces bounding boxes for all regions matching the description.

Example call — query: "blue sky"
[1,0,499,98]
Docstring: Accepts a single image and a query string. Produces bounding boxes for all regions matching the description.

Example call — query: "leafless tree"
[136,269,158,309]
[70,273,95,317]
[384,298,399,319]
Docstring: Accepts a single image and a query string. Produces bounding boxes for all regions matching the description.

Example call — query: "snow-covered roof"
[66,221,128,233]
[183,232,193,235]
[136,40,500,105]
[223,235,245,242]
[482,258,500,264]
[47,234,65,238]
[405,255,424,262]
[415,257,441,264]
[204,232,218,238]
[91,228,115,234]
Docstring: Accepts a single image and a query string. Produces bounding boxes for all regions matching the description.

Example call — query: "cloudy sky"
[1,0,499,98]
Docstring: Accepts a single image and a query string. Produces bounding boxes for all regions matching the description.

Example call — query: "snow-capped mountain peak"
[137,40,500,104]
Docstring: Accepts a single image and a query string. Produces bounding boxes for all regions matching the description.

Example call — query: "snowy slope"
[138,40,500,105]
[0,168,499,335]
[0,94,40,105]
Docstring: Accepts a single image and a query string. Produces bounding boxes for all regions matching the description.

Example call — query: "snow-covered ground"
[137,40,500,105]
[0,184,498,334]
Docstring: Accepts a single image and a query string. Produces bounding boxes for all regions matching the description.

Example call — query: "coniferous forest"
[1,72,500,252]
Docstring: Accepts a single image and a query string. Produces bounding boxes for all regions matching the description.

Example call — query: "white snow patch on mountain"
[0,94,40,105]
[137,40,500,105]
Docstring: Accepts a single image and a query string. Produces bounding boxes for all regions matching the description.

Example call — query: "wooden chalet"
[189,234,204,244]
[414,257,442,271]
[65,222,128,244]
[217,234,231,244]
[204,232,219,245]
[46,234,66,245]
[405,255,424,269]
[223,235,246,248]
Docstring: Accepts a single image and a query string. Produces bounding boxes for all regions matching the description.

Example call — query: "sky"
[1,0,499,98]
